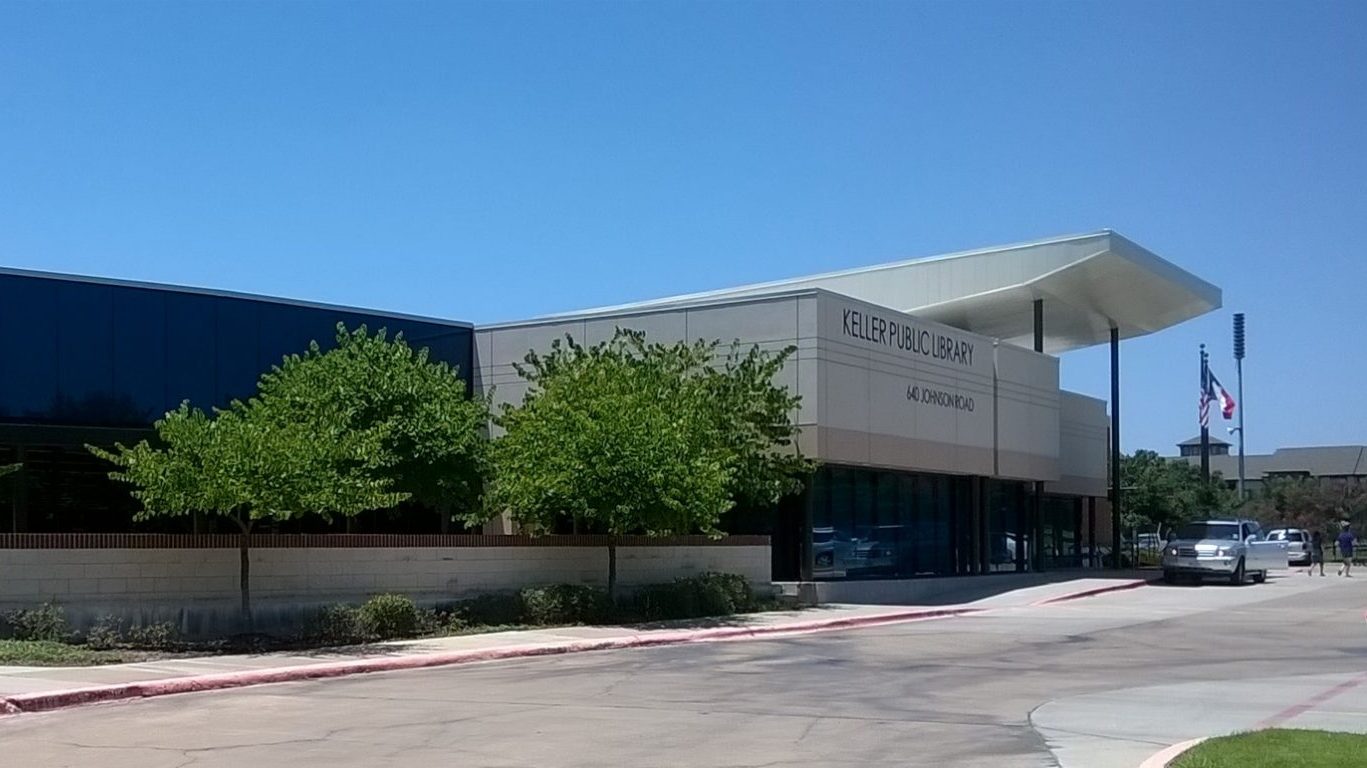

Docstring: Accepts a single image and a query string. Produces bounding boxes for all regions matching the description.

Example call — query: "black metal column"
[977,477,989,574]
[1088,496,1097,568]
[1199,345,1211,482]
[1034,299,1046,571]
[1110,327,1122,570]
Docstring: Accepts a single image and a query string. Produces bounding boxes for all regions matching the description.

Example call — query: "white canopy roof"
[567,231,1220,354]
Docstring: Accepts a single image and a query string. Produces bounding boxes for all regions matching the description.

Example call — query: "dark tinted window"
[0,273,471,424]
[1177,523,1240,541]
[0,274,59,418]
[56,281,116,421]
[164,292,217,411]
[112,287,168,425]
[215,297,261,405]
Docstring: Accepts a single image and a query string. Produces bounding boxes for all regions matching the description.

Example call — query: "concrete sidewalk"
[1034,670,1367,767]
[0,576,1149,713]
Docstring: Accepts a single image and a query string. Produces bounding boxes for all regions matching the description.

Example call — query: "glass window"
[215,297,261,405]
[903,474,951,577]
[0,274,60,420]
[986,480,1023,572]
[56,282,116,423]
[813,467,856,579]
[256,302,333,373]
[111,287,168,425]
[165,292,217,411]
[1177,522,1240,541]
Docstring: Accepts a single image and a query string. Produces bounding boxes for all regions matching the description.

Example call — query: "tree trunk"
[607,535,618,604]
[236,517,253,632]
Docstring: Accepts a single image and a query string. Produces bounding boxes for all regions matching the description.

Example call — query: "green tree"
[702,341,812,509]
[0,463,17,479]
[483,330,811,599]
[1245,476,1367,534]
[252,325,490,528]
[1121,450,1237,535]
[90,324,487,624]
[90,402,404,625]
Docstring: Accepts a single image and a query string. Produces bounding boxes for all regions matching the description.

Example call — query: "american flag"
[1200,367,1236,428]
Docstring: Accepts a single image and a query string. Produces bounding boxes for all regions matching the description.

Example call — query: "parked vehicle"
[1265,528,1312,567]
[1161,519,1287,585]
[812,527,853,578]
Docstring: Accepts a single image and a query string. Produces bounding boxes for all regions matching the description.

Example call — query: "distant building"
[1176,434,1231,457]
[1171,438,1367,494]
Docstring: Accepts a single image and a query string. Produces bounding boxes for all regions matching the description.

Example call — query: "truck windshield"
[1175,523,1240,541]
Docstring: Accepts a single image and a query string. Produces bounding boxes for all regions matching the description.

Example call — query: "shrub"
[308,604,368,646]
[694,572,756,613]
[357,594,421,640]
[454,593,526,627]
[85,615,124,650]
[127,622,179,650]
[4,602,69,642]
[520,584,610,626]
[631,573,755,621]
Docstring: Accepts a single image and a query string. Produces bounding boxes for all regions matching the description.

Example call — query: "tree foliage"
[483,330,812,595]
[89,400,405,623]
[89,324,487,622]
[253,324,490,521]
[0,463,18,479]
[1244,476,1367,533]
[1121,450,1238,533]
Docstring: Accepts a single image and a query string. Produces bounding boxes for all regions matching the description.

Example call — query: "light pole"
[1234,314,1247,499]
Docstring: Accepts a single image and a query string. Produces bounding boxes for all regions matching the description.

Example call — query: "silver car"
[1266,528,1312,566]
[1161,519,1286,585]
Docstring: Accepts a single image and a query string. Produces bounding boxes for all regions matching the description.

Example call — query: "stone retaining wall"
[0,535,771,635]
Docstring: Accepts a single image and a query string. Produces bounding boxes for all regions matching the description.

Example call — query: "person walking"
[1336,522,1356,577]
[1309,529,1326,576]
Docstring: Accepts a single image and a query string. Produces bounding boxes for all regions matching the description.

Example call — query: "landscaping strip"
[1168,729,1367,768]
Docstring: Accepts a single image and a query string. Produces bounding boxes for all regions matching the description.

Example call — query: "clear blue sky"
[2,1,1364,454]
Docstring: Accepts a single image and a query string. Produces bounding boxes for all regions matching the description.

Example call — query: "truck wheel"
[1252,570,1266,584]
[1228,559,1245,586]
[1163,569,1177,584]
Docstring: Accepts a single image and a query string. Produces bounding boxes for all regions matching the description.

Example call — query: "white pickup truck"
[1161,519,1287,585]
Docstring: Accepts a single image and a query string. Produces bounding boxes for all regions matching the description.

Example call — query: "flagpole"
[1200,344,1210,483]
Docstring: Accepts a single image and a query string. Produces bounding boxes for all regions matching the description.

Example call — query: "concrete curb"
[0,606,981,716]
[1030,578,1151,606]
[1137,737,1206,768]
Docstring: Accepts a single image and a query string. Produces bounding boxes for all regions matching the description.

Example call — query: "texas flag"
[1208,370,1236,420]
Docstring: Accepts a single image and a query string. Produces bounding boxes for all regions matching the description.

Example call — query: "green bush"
[4,602,69,642]
[308,604,368,645]
[127,622,179,650]
[357,594,421,640]
[631,573,755,621]
[520,584,610,626]
[694,572,756,612]
[454,592,526,627]
[85,615,124,650]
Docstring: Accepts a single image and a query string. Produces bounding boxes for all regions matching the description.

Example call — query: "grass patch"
[0,639,130,667]
[1172,729,1367,767]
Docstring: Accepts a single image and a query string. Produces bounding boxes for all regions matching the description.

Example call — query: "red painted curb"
[1138,738,1207,768]
[0,606,980,716]
[1029,578,1150,607]
[1254,670,1367,729]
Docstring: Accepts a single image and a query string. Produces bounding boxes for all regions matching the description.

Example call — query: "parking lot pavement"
[1,573,1361,768]
[0,575,1146,703]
